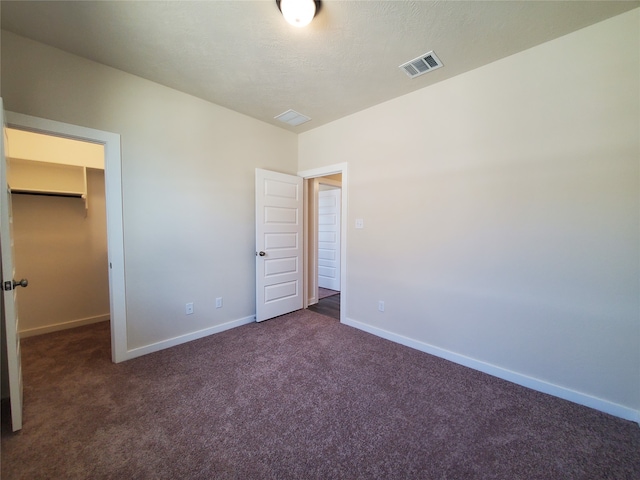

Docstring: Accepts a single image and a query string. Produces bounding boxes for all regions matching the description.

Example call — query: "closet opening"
[6,128,111,345]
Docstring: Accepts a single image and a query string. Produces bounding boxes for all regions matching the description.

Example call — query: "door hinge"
[4,281,12,291]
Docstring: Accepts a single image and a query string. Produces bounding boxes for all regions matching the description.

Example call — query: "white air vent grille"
[274,109,311,127]
[399,51,443,79]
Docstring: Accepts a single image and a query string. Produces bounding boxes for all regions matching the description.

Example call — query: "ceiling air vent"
[399,51,443,79]
[274,109,311,127]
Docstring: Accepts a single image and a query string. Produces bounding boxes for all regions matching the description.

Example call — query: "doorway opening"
[309,177,341,320]
[299,163,347,323]
[5,111,126,363]
[7,129,110,340]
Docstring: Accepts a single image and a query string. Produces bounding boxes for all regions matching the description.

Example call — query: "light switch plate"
[355,218,364,229]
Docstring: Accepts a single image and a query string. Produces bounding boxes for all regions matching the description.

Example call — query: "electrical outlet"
[215,297,223,309]
[185,302,194,315]
[378,300,385,312]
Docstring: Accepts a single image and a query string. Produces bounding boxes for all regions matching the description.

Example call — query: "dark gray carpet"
[2,310,639,479]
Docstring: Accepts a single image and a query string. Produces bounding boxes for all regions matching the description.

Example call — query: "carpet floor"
[2,310,639,479]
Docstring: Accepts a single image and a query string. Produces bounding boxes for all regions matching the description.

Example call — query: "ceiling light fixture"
[276,0,319,28]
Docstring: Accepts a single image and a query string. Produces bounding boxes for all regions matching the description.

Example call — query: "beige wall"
[320,173,342,183]
[7,128,105,169]
[299,10,640,415]
[1,30,298,349]
[13,169,110,336]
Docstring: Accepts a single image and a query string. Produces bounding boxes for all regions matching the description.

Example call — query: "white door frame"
[5,111,127,363]
[298,163,347,323]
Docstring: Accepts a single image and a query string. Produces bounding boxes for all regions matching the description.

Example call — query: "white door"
[0,99,24,431]
[255,169,303,322]
[318,187,341,291]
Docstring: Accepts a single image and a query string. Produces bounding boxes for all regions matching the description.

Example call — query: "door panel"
[318,188,341,291]
[1,99,23,431]
[255,169,303,322]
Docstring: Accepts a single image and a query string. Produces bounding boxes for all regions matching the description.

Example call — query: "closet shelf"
[11,188,86,198]
[8,158,89,214]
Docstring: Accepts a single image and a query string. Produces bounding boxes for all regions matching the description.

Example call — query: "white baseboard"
[125,315,256,361]
[342,316,640,425]
[19,314,110,338]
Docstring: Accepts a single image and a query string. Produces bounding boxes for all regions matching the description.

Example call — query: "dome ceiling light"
[276,0,320,28]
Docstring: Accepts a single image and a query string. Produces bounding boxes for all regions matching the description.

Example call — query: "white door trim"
[298,163,347,323]
[5,111,127,363]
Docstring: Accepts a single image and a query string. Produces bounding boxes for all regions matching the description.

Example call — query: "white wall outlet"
[215,297,223,309]
[378,300,385,312]
[355,218,364,229]
[185,302,194,315]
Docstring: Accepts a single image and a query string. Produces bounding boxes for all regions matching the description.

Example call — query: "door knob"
[258,251,266,257]
[4,279,29,290]
[13,279,28,288]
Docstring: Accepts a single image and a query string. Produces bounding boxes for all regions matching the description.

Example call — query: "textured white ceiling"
[2,1,637,132]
